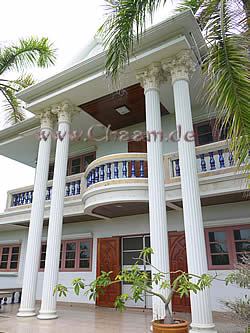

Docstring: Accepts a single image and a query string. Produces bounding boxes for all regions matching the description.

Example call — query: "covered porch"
[0,304,245,333]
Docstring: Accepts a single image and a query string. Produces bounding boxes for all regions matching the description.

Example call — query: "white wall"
[1,201,249,311]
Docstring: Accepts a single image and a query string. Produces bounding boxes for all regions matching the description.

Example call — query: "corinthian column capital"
[136,63,165,92]
[39,108,55,129]
[51,100,80,124]
[162,50,196,84]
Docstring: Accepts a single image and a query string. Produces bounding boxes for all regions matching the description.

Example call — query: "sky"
[0,0,178,212]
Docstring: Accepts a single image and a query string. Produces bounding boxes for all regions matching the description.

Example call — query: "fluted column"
[162,51,217,333]
[17,110,54,317]
[137,64,169,320]
[38,101,77,320]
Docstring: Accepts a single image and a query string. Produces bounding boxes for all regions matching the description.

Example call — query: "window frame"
[193,119,218,146]
[0,244,21,272]
[67,152,96,176]
[39,238,93,272]
[205,225,250,270]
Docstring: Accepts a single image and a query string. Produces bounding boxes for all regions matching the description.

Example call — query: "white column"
[137,64,169,320]
[38,101,76,320]
[17,110,54,317]
[162,51,217,333]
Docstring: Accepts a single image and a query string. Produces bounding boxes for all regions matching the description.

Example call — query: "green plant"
[54,248,214,324]
[0,37,56,125]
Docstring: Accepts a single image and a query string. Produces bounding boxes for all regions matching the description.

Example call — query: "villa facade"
[0,10,249,333]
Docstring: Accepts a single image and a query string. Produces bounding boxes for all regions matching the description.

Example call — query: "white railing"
[165,140,239,181]
[7,173,82,209]
[84,153,148,188]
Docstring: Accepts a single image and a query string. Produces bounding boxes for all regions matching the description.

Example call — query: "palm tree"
[99,0,250,173]
[0,37,56,125]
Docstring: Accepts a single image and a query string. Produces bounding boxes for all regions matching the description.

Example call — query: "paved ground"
[0,304,246,333]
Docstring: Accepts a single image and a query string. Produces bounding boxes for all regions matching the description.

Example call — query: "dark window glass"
[11,254,18,261]
[12,247,19,254]
[66,243,76,251]
[123,251,141,265]
[235,242,250,252]
[234,229,250,241]
[210,243,228,254]
[145,236,150,248]
[65,260,75,268]
[2,248,9,254]
[71,158,81,174]
[196,123,214,146]
[48,164,54,180]
[10,262,18,269]
[123,237,143,251]
[209,231,226,242]
[0,262,8,269]
[84,154,95,170]
[66,251,75,260]
[79,260,89,268]
[211,254,230,266]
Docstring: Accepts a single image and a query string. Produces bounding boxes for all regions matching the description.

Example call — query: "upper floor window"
[194,119,228,146]
[40,238,92,272]
[0,244,21,272]
[48,152,96,180]
[205,225,250,270]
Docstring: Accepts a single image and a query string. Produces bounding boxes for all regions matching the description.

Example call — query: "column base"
[17,308,37,317]
[37,311,58,320]
[190,323,217,333]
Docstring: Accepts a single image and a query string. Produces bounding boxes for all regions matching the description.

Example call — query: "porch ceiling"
[80,84,168,130]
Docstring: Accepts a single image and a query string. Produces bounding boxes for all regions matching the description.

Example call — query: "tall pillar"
[17,110,54,317]
[137,64,169,320]
[38,101,76,320]
[162,51,217,333]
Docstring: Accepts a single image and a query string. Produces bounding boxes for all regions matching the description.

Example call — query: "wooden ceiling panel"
[80,84,168,130]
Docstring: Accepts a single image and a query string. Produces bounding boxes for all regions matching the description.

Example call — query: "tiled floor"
[0,304,246,333]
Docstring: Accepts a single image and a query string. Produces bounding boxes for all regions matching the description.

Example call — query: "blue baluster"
[95,167,99,183]
[140,161,145,177]
[12,194,17,207]
[100,165,105,181]
[114,162,119,178]
[87,173,92,187]
[76,180,81,194]
[218,149,225,168]
[24,192,29,204]
[65,183,70,196]
[175,159,180,177]
[131,160,136,177]
[71,181,76,196]
[16,194,20,206]
[91,170,95,184]
[229,151,234,166]
[209,152,216,170]
[122,161,127,178]
[200,154,207,172]
[20,193,25,205]
[29,191,33,203]
[107,163,111,180]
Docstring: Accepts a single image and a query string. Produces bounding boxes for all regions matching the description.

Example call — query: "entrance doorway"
[96,237,121,307]
[121,235,152,308]
[169,232,191,312]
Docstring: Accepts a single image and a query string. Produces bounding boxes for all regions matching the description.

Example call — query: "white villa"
[0,10,249,333]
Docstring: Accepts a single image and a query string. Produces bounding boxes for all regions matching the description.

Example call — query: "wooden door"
[128,140,148,177]
[169,232,191,312]
[96,237,121,307]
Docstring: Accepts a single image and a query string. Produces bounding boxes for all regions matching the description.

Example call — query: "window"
[0,244,21,272]
[67,152,96,176]
[205,225,250,269]
[40,239,92,271]
[194,119,229,146]
[122,235,150,266]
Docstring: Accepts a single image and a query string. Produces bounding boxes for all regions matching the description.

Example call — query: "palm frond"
[99,0,166,80]
[202,0,250,174]
[0,87,26,125]
[0,37,56,75]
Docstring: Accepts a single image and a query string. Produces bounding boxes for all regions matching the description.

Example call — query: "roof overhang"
[16,10,206,112]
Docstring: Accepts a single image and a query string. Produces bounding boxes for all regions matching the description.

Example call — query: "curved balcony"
[82,153,149,217]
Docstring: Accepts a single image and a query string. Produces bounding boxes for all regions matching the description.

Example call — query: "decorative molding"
[136,63,165,92]
[51,100,80,124]
[39,108,55,129]
[162,49,197,84]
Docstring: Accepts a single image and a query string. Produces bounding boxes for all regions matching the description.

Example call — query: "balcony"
[4,140,248,217]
